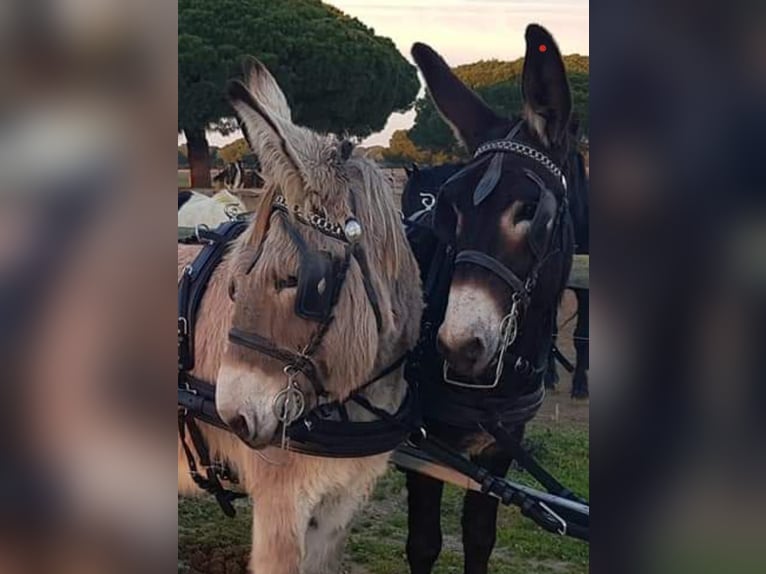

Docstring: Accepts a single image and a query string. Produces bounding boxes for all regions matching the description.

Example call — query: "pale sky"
[182,0,588,148]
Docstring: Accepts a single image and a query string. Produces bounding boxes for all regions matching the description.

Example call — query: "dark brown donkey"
[405,24,582,574]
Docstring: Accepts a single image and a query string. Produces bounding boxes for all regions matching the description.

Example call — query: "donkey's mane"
[343,155,403,280]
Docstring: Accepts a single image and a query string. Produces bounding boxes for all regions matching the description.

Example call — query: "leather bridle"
[226,191,384,438]
[441,122,571,389]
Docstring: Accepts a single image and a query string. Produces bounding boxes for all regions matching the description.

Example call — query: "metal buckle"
[406,426,427,447]
[179,380,197,396]
[194,223,210,243]
[274,366,307,449]
[443,301,519,390]
[178,317,189,336]
[223,203,241,220]
[514,356,531,377]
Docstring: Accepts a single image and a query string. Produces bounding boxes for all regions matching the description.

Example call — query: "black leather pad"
[295,250,336,322]
[529,186,557,259]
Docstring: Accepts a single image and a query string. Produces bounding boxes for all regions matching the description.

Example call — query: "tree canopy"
[408,55,589,157]
[218,138,250,164]
[450,54,589,89]
[179,0,420,139]
[381,130,460,167]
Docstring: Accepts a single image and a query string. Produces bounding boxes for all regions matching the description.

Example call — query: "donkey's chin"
[445,353,496,383]
[236,431,276,450]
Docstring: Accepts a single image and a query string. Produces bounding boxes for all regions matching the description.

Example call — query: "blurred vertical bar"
[591,0,766,572]
[0,1,177,572]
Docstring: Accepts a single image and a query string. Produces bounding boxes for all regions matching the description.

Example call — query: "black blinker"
[524,169,558,259]
[473,152,504,205]
[295,251,337,322]
[432,197,457,244]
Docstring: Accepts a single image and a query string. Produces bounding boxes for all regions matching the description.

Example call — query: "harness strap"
[178,271,193,371]
[411,433,575,536]
[177,412,247,517]
[422,381,545,429]
[277,208,310,254]
[348,395,579,538]
[178,374,226,428]
[178,221,247,372]
[179,354,411,458]
[227,328,326,398]
[551,343,575,373]
[454,250,526,293]
[483,421,586,504]
[352,243,384,332]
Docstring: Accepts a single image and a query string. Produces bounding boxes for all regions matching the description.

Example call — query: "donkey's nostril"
[437,333,486,374]
[436,335,448,358]
[463,336,485,360]
[228,413,257,441]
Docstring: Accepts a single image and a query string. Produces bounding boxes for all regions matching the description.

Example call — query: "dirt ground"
[536,289,590,428]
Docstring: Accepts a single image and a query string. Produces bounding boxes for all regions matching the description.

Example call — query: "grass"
[178,424,588,573]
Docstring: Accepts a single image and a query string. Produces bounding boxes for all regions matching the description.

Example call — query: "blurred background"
[0,0,764,573]
[592,1,766,572]
[0,1,177,573]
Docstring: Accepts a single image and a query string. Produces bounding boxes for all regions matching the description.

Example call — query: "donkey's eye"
[275,276,298,291]
[516,202,537,222]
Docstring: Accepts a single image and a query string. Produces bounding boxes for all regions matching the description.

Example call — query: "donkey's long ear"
[411,43,502,152]
[243,57,292,122]
[522,24,572,147]
[227,59,304,189]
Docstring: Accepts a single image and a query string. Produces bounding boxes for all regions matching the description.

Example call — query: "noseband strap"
[454,250,527,295]
[227,327,326,397]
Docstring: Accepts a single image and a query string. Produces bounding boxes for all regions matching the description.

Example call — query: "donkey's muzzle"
[226,412,264,447]
[437,333,486,377]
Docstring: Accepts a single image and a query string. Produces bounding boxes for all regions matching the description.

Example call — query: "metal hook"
[538,502,568,536]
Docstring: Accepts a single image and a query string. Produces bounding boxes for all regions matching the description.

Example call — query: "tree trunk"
[185,127,212,188]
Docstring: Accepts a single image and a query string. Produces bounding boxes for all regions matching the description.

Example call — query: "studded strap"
[473,140,566,190]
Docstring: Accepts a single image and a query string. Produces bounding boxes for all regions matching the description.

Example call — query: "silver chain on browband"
[273,194,350,242]
[473,140,567,190]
